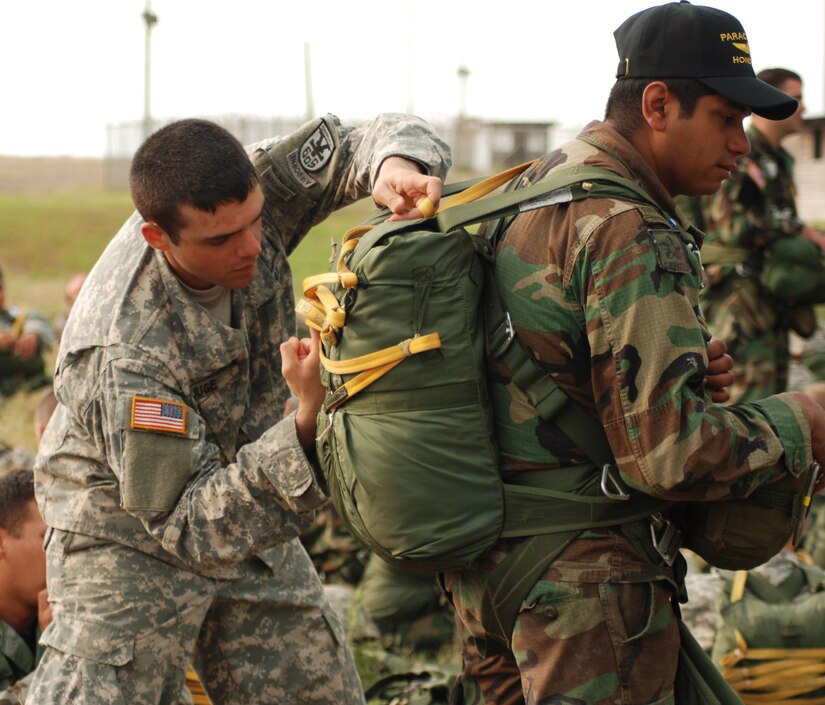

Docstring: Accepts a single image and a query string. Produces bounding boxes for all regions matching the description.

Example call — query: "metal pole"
[304,43,314,122]
[142,0,158,142]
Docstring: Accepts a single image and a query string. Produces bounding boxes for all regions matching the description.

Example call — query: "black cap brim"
[698,75,798,120]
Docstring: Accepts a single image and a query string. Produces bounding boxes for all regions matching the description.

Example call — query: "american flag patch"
[131,397,187,434]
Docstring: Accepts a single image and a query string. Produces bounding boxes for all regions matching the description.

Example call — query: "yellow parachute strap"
[435,160,535,212]
[10,307,28,338]
[730,570,748,603]
[720,646,825,705]
[796,547,816,566]
[296,269,359,344]
[729,570,749,655]
[185,666,211,705]
[321,333,442,411]
[336,225,373,272]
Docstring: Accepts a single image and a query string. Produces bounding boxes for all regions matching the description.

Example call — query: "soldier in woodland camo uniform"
[699,68,825,402]
[29,114,450,705]
[441,4,825,704]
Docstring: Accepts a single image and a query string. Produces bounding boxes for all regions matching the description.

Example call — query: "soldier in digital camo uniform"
[700,68,825,402]
[441,4,825,704]
[29,114,450,705]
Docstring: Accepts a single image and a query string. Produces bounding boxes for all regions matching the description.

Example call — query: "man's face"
[157,186,266,290]
[656,93,751,197]
[776,78,805,136]
[4,501,47,609]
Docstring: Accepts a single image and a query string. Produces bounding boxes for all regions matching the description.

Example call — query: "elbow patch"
[119,396,197,514]
[122,430,194,513]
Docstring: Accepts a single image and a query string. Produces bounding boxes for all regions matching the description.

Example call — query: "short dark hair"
[605,78,716,135]
[0,470,35,538]
[129,119,258,244]
[756,68,802,90]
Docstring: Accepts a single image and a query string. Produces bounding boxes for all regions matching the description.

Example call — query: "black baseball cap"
[614,1,798,119]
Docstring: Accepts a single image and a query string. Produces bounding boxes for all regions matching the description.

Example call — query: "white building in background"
[782,115,825,224]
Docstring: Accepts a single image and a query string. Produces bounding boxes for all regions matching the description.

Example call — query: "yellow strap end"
[418,197,436,218]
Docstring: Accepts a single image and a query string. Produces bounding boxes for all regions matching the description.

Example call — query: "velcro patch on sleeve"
[649,229,692,274]
[131,397,187,435]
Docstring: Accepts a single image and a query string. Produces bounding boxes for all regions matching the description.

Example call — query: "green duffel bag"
[760,235,825,304]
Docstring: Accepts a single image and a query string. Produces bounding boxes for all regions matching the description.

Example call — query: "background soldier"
[30,114,450,705]
[0,267,53,398]
[0,470,48,702]
[698,68,825,402]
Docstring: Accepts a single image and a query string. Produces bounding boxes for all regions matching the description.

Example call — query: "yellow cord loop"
[721,646,825,704]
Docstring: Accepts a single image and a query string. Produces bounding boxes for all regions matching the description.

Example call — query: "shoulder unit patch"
[300,122,334,173]
[649,229,692,274]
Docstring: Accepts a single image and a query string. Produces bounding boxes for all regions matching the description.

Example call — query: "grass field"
[0,186,374,454]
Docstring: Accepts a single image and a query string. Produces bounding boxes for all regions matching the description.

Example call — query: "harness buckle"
[489,312,515,359]
[600,464,630,501]
[649,512,682,567]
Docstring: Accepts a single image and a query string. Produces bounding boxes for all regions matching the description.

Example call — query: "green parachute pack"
[713,561,825,703]
[297,162,669,574]
[296,161,817,652]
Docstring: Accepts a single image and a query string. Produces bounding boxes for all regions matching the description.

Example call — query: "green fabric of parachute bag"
[299,166,530,573]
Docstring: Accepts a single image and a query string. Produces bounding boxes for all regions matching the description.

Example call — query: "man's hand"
[0,331,13,351]
[705,337,735,403]
[280,328,325,452]
[37,588,52,632]
[373,156,443,221]
[13,332,38,361]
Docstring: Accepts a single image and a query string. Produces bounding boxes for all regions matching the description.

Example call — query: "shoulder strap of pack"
[436,165,659,234]
[478,165,662,469]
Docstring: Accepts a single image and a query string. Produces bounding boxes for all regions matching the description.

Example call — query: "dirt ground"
[0,156,107,194]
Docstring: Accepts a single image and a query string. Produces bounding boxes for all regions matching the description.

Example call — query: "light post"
[142,0,158,142]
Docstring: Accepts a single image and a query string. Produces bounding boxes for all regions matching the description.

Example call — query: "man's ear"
[642,81,672,132]
[141,222,173,252]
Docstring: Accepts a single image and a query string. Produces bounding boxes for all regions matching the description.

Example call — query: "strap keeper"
[488,312,515,358]
[649,512,682,567]
[323,386,349,413]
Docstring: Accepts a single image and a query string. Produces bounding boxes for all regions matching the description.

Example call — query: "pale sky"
[1,0,823,157]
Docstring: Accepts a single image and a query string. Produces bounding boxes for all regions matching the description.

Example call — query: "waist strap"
[480,466,672,654]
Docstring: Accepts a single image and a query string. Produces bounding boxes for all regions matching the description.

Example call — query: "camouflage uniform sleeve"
[578,209,810,500]
[65,350,326,568]
[248,113,451,255]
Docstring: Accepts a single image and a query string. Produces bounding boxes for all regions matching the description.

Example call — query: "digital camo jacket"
[492,120,810,528]
[35,114,450,580]
[700,125,805,401]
